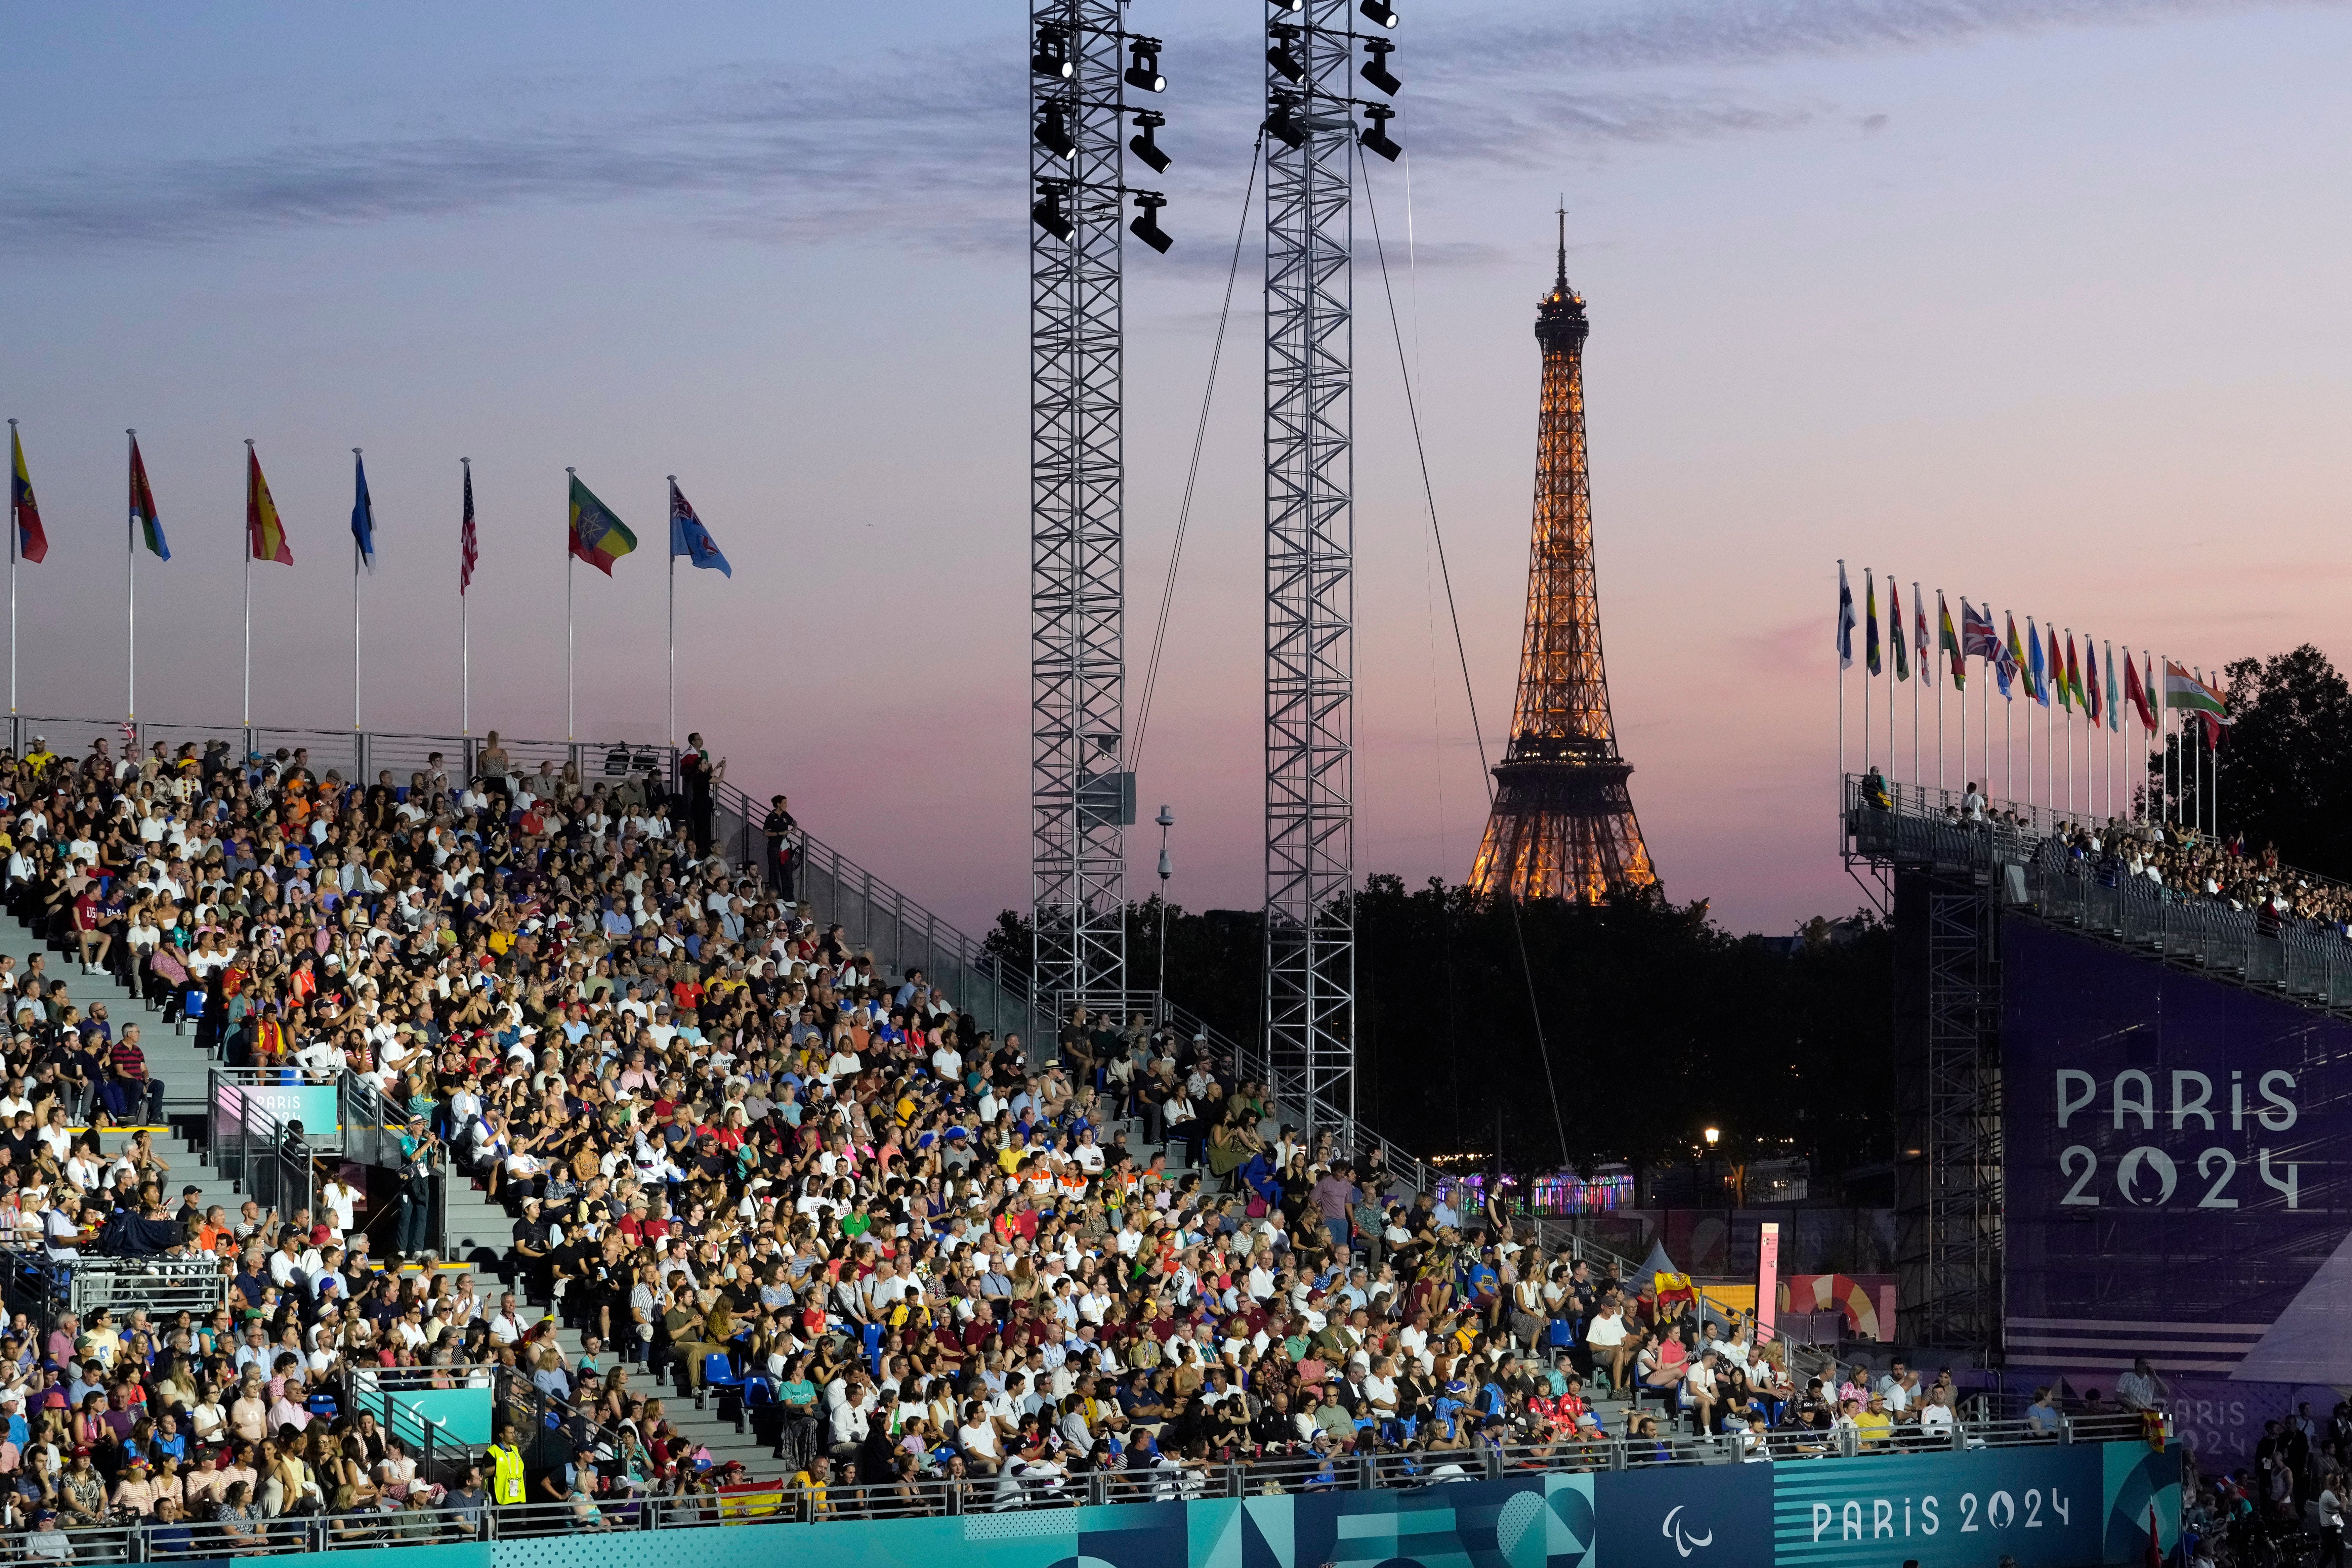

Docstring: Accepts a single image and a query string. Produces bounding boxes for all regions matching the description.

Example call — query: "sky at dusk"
[0,0,2345,939]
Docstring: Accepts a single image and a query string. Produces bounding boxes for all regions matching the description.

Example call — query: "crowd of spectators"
[0,732,2200,1548]
[1860,764,2352,939]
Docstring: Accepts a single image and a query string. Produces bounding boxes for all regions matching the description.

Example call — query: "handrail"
[205,1069,316,1227]
[0,1425,2167,1556]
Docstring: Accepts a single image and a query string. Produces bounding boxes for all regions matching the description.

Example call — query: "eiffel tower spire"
[1468,212,1659,903]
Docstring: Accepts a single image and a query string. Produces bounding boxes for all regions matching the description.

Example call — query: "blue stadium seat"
[704,1353,748,1432]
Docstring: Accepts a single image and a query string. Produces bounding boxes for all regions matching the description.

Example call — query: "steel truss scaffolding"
[1893,863,2005,1351]
[1263,0,1360,1129]
[1031,0,1137,1013]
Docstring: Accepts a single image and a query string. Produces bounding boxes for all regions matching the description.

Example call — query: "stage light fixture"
[1032,25,1074,80]
[1359,103,1401,161]
[1266,25,1305,83]
[1036,101,1077,163]
[1360,0,1398,28]
[1125,37,1166,93]
[1268,0,1303,11]
[1130,192,1172,254]
[1129,110,1171,174]
[1361,38,1400,96]
[1033,182,1074,241]
[1264,95,1307,150]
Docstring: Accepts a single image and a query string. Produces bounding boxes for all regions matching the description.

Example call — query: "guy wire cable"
[1359,158,1574,1175]
[1130,133,1265,775]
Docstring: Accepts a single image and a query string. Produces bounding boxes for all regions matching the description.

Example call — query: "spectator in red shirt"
[105,1025,164,1125]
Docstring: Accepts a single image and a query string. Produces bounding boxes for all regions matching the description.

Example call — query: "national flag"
[246,445,293,565]
[2065,633,2085,712]
[1936,592,1963,690]
[567,472,637,576]
[2125,650,2153,729]
[1887,580,1904,680]
[2054,632,2073,712]
[668,480,731,578]
[2164,660,2229,718]
[350,451,377,574]
[10,427,46,564]
[2106,642,2122,732]
[2003,613,2027,701]
[1912,582,1928,670]
[2084,639,2101,724]
[1836,563,1855,669]
[460,462,479,595]
[2027,620,2049,707]
[1864,570,1881,676]
[1962,600,1999,663]
[129,437,168,560]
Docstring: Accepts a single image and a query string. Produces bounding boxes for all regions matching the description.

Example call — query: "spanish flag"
[10,425,45,564]
[567,471,637,576]
[246,443,293,564]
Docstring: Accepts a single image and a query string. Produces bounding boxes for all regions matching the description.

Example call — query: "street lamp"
[1704,1126,1720,1148]
[1154,804,1175,1028]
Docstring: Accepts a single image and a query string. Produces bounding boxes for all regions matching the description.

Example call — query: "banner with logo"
[2002,918,2352,1458]
[439,1439,2178,1568]
[215,1079,343,1144]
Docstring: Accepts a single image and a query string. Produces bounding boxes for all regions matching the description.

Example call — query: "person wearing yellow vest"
[487,1424,528,1507]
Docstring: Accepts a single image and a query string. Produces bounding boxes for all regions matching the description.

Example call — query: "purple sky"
[0,0,2344,937]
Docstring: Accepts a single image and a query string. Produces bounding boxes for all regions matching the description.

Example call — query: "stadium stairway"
[0,916,246,1226]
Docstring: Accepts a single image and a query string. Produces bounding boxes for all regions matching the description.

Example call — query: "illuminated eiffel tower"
[1468,211,1658,903]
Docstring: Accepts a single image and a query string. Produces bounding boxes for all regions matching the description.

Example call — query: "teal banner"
[381,1387,496,1450]
[218,1079,342,1137]
[460,1439,2180,1568]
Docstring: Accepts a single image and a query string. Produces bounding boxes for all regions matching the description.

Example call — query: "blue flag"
[1835,562,1854,669]
[2027,619,2050,707]
[351,450,377,574]
[669,479,730,578]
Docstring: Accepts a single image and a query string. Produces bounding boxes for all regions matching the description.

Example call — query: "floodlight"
[1036,101,1077,162]
[1361,38,1400,96]
[1358,102,1401,161]
[1033,183,1074,240]
[1129,110,1170,174]
[1264,96,1306,150]
[1360,0,1398,28]
[1032,25,1074,80]
[1130,192,1172,255]
[1125,37,1166,93]
[1266,25,1305,83]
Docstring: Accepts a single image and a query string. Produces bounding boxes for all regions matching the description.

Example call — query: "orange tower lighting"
[1467,209,1659,903]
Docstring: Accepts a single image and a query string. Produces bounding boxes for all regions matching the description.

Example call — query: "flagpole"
[1935,591,1944,793]
[1911,581,1922,794]
[125,428,135,722]
[667,476,678,750]
[7,419,17,723]
[1862,570,1872,780]
[460,459,472,736]
[2005,684,2013,806]
[242,440,254,732]
[352,448,363,734]
[565,467,576,743]
[1837,561,1847,848]
[1978,609,1988,801]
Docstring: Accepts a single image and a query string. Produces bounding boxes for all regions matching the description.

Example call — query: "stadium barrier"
[31,1434,2179,1568]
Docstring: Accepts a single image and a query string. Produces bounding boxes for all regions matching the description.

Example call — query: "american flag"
[459,460,478,594]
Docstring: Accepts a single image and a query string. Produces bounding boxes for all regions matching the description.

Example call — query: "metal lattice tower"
[1468,212,1659,903]
[1263,0,1360,1128]
[1031,0,1148,1012]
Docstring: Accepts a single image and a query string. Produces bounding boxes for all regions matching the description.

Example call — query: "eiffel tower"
[1468,211,1659,903]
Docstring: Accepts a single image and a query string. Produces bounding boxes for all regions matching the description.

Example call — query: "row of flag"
[1834,562,2231,741]
[5,428,734,586]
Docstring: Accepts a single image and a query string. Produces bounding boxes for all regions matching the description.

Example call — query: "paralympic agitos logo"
[1661,1504,1715,1558]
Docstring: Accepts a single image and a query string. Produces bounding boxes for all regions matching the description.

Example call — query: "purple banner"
[2002,917,2352,1439]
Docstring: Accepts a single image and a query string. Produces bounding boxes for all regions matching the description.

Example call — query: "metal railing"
[343,1363,498,1485]
[0,1421,2164,1558]
[204,1069,316,1225]
[65,1253,227,1317]
[1846,775,2352,1018]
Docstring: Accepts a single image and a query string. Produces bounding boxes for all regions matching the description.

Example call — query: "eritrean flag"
[10,426,45,564]
[246,444,293,564]
[129,436,168,560]
[567,471,637,576]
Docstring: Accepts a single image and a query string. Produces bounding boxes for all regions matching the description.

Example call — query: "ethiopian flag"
[10,426,45,564]
[1937,591,1963,690]
[246,444,292,564]
[568,472,637,576]
[129,436,168,560]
